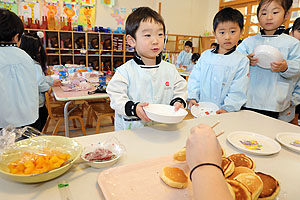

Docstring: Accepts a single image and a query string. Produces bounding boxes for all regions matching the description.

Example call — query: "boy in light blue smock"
[107,7,187,131]
[237,0,300,119]
[176,41,192,68]
[188,7,249,113]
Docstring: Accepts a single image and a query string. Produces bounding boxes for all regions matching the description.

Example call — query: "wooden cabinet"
[24,29,133,72]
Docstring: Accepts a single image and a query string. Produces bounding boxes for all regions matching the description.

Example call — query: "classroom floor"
[43,109,195,138]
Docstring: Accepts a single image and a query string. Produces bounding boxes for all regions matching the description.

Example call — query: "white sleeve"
[173,70,188,105]
[35,64,50,93]
[106,71,129,116]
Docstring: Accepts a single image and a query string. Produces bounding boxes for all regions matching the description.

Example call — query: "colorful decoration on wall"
[44,0,58,2]
[78,5,95,28]
[81,0,95,5]
[101,0,114,7]
[111,8,126,25]
[0,2,18,14]
[63,0,78,3]
[63,3,78,26]
[43,2,60,30]
[1,0,17,3]
[19,1,40,24]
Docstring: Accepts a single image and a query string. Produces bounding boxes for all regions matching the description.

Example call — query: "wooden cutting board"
[98,155,194,200]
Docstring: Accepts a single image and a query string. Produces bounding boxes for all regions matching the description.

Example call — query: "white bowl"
[81,143,121,169]
[253,45,283,69]
[143,104,188,124]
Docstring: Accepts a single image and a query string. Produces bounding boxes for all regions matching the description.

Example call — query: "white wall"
[94,0,219,36]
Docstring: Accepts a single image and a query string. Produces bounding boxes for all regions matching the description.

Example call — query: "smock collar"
[211,44,236,55]
[133,52,162,68]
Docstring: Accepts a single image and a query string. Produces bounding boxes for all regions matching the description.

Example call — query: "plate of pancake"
[276,132,300,153]
[227,131,281,155]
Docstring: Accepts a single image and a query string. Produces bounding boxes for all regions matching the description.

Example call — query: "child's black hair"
[213,7,244,31]
[257,0,293,17]
[191,53,200,62]
[0,8,24,42]
[19,33,47,72]
[185,41,193,47]
[292,17,300,32]
[210,42,218,48]
[125,7,165,39]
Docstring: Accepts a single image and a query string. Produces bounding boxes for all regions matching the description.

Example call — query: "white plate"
[276,132,300,153]
[253,45,283,69]
[227,131,281,155]
[143,104,188,124]
[190,102,219,118]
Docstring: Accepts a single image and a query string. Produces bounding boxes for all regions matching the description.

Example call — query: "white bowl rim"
[143,104,188,117]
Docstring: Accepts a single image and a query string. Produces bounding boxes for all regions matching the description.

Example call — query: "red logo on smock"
[165,82,169,86]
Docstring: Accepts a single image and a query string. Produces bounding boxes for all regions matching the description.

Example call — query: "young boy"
[176,41,193,68]
[107,7,187,131]
[0,9,39,128]
[186,53,200,73]
[188,7,249,113]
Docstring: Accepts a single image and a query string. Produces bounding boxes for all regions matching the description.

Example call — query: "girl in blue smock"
[176,41,192,68]
[237,0,300,119]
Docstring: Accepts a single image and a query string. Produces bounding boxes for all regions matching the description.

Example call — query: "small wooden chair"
[42,87,86,136]
[86,98,114,134]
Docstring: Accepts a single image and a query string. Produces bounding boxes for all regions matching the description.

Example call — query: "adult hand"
[173,101,184,111]
[136,102,151,121]
[186,124,222,169]
[189,99,199,107]
[271,59,288,72]
[216,109,227,114]
[247,53,258,66]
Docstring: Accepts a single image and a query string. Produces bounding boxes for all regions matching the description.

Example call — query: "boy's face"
[258,1,287,35]
[184,45,191,53]
[213,21,242,54]
[126,20,164,65]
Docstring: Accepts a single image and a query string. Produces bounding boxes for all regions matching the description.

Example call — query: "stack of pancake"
[160,148,280,200]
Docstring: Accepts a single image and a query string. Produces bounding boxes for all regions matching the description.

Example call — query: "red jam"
[84,148,116,162]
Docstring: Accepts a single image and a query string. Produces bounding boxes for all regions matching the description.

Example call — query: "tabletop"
[0,110,300,200]
[52,86,109,101]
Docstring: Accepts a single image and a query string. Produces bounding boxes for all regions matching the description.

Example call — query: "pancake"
[227,179,252,200]
[228,154,256,169]
[227,182,236,200]
[222,147,226,158]
[173,148,186,162]
[256,172,280,200]
[234,173,263,200]
[227,166,255,180]
[222,157,235,177]
[160,166,188,189]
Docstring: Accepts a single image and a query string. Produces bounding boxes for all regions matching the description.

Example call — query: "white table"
[0,111,300,200]
[52,86,109,137]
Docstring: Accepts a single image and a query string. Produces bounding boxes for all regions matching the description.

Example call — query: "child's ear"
[284,10,291,22]
[212,31,216,37]
[126,35,136,47]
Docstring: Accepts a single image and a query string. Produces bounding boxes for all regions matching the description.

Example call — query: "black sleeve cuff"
[170,97,186,108]
[125,101,139,117]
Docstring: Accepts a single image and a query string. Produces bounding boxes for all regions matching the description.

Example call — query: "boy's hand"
[52,79,62,86]
[136,102,151,121]
[271,60,288,72]
[247,53,258,66]
[173,101,184,111]
[189,99,199,107]
[216,109,227,114]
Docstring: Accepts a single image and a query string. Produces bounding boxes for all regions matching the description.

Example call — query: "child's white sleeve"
[280,41,300,78]
[292,78,300,106]
[172,71,188,105]
[35,64,50,93]
[222,57,249,112]
[106,71,129,116]
[176,51,183,68]
[236,40,250,57]
[187,60,201,101]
